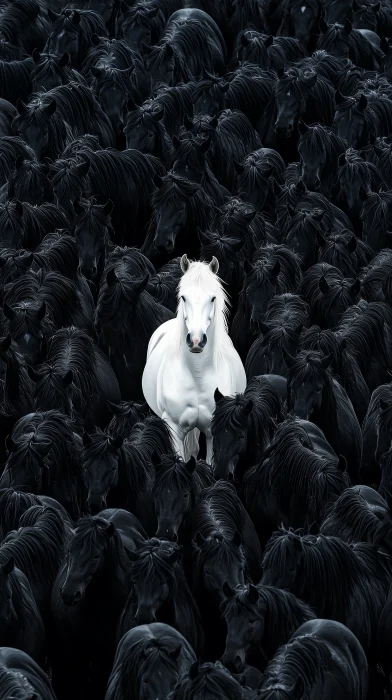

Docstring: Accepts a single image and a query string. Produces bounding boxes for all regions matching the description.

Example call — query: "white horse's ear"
[209,256,219,274]
[180,254,190,273]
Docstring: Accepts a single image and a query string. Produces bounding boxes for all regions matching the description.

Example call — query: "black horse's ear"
[151,450,162,471]
[343,18,352,33]
[5,435,14,453]
[189,661,199,680]
[109,435,123,450]
[223,581,235,598]
[319,276,330,294]
[185,455,196,473]
[167,548,180,564]
[0,333,11,353]
[3,302,15,321]
[103,199,113,217]
[335,90,346,105]
[83,431,92,447]
[77,159,90,177]
[214,387,225,403]
[183,114,193,131]
[107,400,122,416]
[258,320,271,335]
[169,643,182,661]
[126,546,139,562]
[58,52,69,68]
[104,521,115,538]
[247,584,259,604]
[319,17,329,32]
[106,268,117,286]
[282,347,296,368]
[91,65,104,80]
[37,302,46,321]
[338,152,346,166]
[26,365,41,383]
[264,34,274,48]
[320,352,334,369]
[71,10,81,25]
[141,41,153,55]
[153,173,164,190]
[195,531,205,547]
[270,260,280,277]
[126,96,138,112]
[73,199,83,216]
[243,259,253,275]
[337,454,347,471]
[1,557,14,576]
[152,106,164,122]
[165,43,174,58]
[233,158,244,175]
[47,8,60,22]
[16,98,27,116]
[232,530,242,547]
[14,200,23,216]
[243,399,253,418]
[62,370,73,388]
[350,279,361,296]
[358,93,368,111]
[44,99,57,117]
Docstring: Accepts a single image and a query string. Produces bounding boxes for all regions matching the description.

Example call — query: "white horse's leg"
[166,421,187,460]
[205,428,213,466]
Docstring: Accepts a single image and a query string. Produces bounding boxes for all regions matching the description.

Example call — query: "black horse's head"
[212,389,253,480]
[73,197,113,281]
[221,583,262,673]
[285,349,335,420]
[333,92,368,148]
[128,538,182,624]
[8,157,53,205]
[51,158,90,221]
[61,516,115,605]
[194,530,246,600]
[152,173,197,253]
[261,528,304,589]
[152,453,196,541]
[3,301,47,366]
[144,43,175,91]
[82,430,123,514]
[275,67,318,138]
[92,65,134,130]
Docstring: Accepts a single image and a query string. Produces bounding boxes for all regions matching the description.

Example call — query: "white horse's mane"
[172,260,237,367]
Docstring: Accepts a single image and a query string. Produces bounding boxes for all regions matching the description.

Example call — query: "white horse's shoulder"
[146,318,177,358]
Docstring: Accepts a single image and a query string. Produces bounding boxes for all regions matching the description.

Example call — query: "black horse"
[221,582,316,672]
[105,622,196,700]
[51,515,132,700]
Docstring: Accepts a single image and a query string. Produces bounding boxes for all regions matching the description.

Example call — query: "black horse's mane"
[0,505,66,592]
[170,661,243,700]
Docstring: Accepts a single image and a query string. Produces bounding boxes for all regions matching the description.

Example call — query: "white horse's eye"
[211,296,216,302]
[181,296,185,302]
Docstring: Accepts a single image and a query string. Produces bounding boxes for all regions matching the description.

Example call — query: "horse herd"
[0,0,392,698]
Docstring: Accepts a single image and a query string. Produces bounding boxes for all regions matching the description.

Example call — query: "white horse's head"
[178,254,223,353]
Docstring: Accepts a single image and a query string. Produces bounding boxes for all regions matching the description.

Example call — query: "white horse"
[142,254,246,464]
